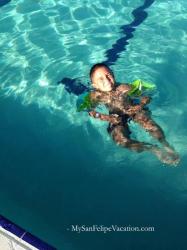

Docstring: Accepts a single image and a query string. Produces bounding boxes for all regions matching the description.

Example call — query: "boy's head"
[90,63,115,92]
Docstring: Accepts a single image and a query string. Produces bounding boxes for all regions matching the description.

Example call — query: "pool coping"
[0,215,56,250]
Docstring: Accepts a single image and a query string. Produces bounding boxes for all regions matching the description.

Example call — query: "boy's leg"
[133,110,179,163]
[133,110,166,143]
[108,122,163,155]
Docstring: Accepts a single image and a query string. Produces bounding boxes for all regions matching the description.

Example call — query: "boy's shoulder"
[89,90,102,101]
[116,83,131,93]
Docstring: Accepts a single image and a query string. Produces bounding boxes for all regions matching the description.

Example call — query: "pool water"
[0,0,187,249]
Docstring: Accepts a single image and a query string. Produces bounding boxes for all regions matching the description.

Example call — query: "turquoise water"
[0,0,187,249]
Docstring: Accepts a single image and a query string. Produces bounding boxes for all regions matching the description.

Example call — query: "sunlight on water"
[0,0,187,185]
[1,2,187,250]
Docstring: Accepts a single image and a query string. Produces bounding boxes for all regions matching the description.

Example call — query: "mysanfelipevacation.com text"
[67,225,155,233]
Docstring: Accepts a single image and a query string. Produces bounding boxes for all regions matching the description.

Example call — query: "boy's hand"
[88,111,122,125]
[141,96,151,105]
[88,111,98,118]
[88,110,99,118]
[110,114,122,125]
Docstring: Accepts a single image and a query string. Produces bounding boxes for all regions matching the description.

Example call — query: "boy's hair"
[89,63,113,79]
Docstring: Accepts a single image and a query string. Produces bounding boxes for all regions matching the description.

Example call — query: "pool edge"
[0,215,56,250]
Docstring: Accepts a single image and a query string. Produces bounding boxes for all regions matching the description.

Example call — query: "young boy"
[88,63,179,165]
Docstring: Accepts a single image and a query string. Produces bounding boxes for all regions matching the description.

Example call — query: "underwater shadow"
[58,0,155,95]
[57,77,90,95]
[103,0,155,66]
[0,0,11,8]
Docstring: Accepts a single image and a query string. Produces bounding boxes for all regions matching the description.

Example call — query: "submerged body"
[88,63,179,165]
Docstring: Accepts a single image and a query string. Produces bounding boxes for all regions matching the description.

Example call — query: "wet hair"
[89,63,114,79]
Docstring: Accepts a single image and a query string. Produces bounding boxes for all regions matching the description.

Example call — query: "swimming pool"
[0,0,187,249]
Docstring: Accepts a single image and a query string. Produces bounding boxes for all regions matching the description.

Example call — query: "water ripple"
[0,0,187,162]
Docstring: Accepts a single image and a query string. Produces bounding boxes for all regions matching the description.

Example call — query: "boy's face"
[91,66,115,92]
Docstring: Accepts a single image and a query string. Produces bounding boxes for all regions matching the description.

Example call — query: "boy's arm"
[117,84,152,102]
[89,92,122,124]
[89,111,122,125]
[123,96,152,116]
[89,91,102,103]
